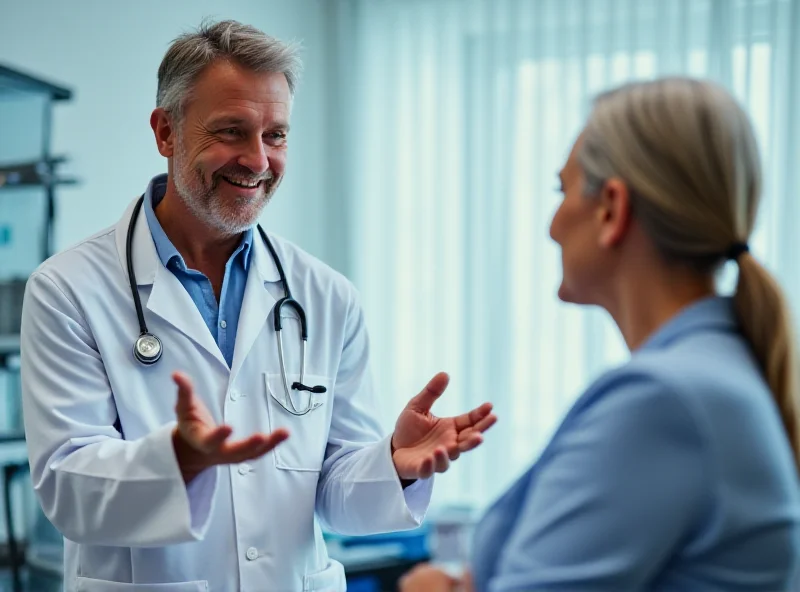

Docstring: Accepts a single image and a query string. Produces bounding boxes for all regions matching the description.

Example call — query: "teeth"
[224,176,260,188]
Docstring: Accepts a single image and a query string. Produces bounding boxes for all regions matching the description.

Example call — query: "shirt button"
[238,464,251,476]
[246,547,258,561]
[219,320,227,329]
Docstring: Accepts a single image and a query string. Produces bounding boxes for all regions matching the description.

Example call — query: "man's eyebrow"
[206,117,291,133]
[207,116,248,128]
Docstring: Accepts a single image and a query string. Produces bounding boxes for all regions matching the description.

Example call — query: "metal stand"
[3,459,28,592]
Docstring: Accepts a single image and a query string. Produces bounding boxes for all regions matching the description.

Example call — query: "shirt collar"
[639,296,737,352]
[143,173,254,272]
[238,226,254,272]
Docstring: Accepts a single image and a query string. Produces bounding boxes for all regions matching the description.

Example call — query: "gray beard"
[172,144,274,236]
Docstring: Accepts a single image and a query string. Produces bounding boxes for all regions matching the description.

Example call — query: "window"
[334,0,799,509]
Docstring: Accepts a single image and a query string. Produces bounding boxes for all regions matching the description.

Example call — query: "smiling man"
[20,20,496,592]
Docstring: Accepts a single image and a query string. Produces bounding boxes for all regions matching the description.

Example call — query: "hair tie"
[726,242,749,261]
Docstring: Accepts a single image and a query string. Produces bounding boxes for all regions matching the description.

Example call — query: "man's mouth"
[222,176,263,189]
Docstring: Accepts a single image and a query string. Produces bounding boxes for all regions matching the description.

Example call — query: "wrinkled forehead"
[185,60,292,122]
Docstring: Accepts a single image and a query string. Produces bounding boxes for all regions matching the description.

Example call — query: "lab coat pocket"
[75,576,208,591]
[265,373,331,472]
[303,560,346,591]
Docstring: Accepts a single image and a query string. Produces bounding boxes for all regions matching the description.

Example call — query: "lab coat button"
[229,390,239,402]
[238,464,251,475]
[246,547,258,561]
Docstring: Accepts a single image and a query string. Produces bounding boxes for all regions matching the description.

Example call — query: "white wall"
[0,0,332,264]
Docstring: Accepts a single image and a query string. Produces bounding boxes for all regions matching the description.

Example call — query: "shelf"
[0,178,77,191]
[0,158,77,190]
[0,64,75,261]
[0,64,71,101]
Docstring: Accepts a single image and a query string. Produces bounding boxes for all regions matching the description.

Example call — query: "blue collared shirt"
[143,174,253,368]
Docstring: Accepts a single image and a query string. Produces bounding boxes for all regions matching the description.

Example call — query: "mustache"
[213,166,274,185]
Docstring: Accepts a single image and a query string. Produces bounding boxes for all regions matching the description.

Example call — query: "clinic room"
[1,0,800,591]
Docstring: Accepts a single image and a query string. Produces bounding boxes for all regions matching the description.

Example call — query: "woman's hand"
[398,563,472,592]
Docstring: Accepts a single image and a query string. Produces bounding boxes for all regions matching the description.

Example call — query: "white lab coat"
[20,195,432,592]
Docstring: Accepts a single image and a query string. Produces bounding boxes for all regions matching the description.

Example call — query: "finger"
[230,429,289,457]
[407,372,450,413]
[457,427,474,443]
[457,433,484,453]
[260,428,290,452]
[453,402,493,431]
[197,424,233,453]
[245,431,290,462]
[471,413,498,434]
[220,429,289,463]
[172,372,195,414]
[433,447,450,473]
[446,442,461,461]
[457,414,496,440]
[218,434,265,458]
[417,454,435,480]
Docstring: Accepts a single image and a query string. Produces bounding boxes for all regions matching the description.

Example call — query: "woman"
[400,78,800,591]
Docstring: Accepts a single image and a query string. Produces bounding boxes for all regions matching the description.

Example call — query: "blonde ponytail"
[734,253,800,471]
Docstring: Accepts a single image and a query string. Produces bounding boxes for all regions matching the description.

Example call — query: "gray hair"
[579,77,800,472]
[580,77,760,270]
[156,19,302,119]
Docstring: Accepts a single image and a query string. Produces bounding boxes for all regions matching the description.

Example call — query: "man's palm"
[172,372,289,481]
[391,373,496,480]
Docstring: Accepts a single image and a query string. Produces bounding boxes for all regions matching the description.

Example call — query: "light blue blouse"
[472,297,800,591]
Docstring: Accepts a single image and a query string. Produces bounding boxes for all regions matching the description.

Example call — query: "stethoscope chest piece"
[134,333,163,365]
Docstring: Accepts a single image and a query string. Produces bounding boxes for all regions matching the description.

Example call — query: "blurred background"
[2,0,799,590]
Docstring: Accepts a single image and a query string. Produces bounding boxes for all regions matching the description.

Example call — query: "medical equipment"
[125,195,326,415]
[0,64,75,592]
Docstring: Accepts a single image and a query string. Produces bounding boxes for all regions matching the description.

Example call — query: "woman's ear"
[150,108,176,158]
[597,177,633,249]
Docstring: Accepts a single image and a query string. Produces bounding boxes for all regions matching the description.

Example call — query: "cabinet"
[0,63,74,592]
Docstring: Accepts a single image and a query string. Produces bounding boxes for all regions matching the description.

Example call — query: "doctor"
[20,19,496,592]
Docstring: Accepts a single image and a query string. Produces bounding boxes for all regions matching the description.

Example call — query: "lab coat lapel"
[115,196,228,371]
[147,265,228,369]
[229,229,280,381]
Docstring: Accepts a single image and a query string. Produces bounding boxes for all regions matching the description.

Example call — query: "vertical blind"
[327,0,800,508]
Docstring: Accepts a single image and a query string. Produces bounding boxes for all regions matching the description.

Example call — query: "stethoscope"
[126,195,327,416]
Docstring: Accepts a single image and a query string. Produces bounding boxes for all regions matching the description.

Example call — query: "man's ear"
[150,108,176,158]
[597,177,633,248]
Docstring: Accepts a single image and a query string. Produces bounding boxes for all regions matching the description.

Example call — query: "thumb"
[172,371,195,415]
[408,372,450,413]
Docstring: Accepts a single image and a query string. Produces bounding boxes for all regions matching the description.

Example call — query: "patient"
[400,77,800,591]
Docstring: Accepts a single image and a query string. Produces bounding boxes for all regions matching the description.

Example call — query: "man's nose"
[238,137,269,174]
